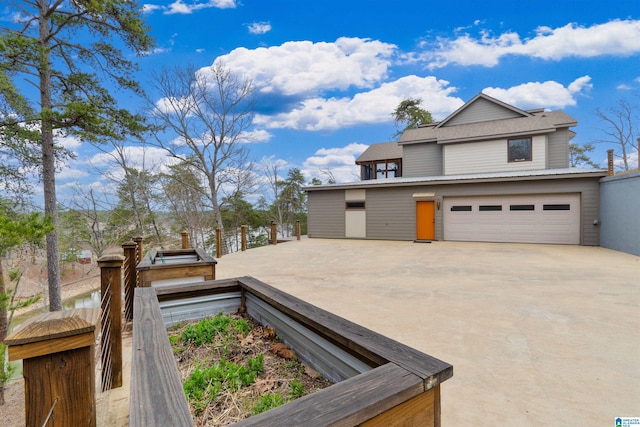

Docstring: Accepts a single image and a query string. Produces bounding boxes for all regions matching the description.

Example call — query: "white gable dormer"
[438,93,531,127]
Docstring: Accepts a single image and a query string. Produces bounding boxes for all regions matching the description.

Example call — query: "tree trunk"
[0,258,7,405]
[39,0,62,311]
[0,260,6,343]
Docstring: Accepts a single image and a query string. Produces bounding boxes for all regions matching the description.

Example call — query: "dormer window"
[508,137,532,162]
[359,159,402,180]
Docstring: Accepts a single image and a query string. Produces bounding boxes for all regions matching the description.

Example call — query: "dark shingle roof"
[356,142,403,162]
[399,110,577,145]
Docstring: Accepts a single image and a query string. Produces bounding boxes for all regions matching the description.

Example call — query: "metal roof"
[304,168,608,191]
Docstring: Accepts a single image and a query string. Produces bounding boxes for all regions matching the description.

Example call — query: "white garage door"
[443,194,581,244]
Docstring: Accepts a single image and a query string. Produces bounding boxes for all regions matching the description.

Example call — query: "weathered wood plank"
[141,265,215,286]
[360,385,439,427]
[24,347,96,427]
[5,308,99,345]
[6,308,99,360]
[233,362,423,427]
[238,276,452,389]
[8,331,95,361]
[130,287,192,427]
[137,248,217,287]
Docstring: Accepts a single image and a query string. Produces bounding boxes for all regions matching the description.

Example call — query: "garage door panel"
[444,194,580,244]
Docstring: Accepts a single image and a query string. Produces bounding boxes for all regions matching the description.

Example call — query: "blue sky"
[7,0,640,204]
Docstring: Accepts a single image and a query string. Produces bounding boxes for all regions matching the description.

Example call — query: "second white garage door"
[443,194,581,244]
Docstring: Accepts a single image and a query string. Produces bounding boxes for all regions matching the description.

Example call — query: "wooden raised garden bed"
[131,276,452,426]
[136,248,217,287]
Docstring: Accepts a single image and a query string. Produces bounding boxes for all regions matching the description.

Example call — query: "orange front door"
[416,201,435,240]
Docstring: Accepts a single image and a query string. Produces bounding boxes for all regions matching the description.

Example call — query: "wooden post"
[5,308,100,427]
[98,255,123,391]
[181,231,189,249]
[296,220,301,240]
[216,227,222,258]
[271,221,277,245]
[122,241,137,322]
[241,225,247,251]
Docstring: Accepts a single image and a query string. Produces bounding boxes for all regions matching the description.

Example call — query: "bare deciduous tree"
[596,99,639,171]
[148,63,256,232]
[63,187,125,259]
[91,140,163,243]
[160,162,212,248]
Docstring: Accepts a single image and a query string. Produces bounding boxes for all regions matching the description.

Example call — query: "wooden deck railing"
[97,255,123,392]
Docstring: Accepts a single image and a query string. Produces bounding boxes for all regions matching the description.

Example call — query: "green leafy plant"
[0,344,16,386]
[251,391,285,415]
[288,379,305,400]
[233,318,252,337]
[183,354,264,413]
[180,312,232,346]
[169,313,331,423]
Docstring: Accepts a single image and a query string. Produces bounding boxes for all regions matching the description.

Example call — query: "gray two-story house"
[306,93,607,245]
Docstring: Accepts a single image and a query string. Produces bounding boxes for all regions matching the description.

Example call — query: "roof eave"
[437,127,557,144]
[304,169,608,192]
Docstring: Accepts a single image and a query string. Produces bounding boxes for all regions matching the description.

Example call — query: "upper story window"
[508,137,532,162]
[360,159,402,180]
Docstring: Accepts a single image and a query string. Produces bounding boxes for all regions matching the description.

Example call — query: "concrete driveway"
[216,238,639,427]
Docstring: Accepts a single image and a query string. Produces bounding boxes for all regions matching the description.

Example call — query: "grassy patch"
[168,312,332,425]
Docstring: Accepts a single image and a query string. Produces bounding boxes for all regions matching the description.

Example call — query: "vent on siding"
[345,201,365,209]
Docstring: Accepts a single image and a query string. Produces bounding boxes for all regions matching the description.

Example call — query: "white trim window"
[508,137,532,162]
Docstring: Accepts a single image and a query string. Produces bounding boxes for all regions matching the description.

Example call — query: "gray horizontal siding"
[365,187,417,240]
[310,177,601,245]
[308,190,345,238]
[548,129,571,169]
[445,97,522,126]
[402,143,442,177]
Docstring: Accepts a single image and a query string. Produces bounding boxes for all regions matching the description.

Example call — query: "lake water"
[6,288,102,382]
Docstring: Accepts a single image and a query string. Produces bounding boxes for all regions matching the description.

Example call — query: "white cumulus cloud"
[237,129,273,143]
[302,143,368,183]
[253,75,463,131]
[425,19,640,68]
[87,146,173,174]
[483,76,592,109]
[213,37,397,96]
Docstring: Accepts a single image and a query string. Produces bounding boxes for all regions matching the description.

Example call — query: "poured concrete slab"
[217,239,640,427]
